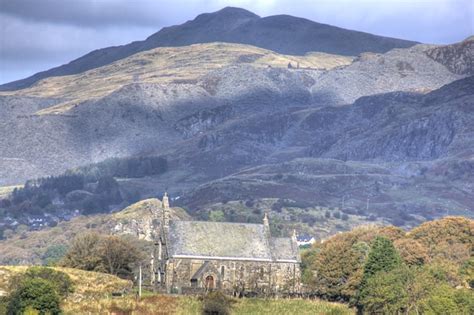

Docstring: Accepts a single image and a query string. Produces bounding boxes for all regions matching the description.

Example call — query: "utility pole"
[342,196,345,209]
[366,196,370,212]
[139,264,142,298]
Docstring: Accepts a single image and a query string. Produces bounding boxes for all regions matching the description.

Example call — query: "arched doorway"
[205,275,215,289]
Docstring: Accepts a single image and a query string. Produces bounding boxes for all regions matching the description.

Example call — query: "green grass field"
[62,294,353,315]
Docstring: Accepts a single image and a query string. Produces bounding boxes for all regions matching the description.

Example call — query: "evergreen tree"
[358,236,402,309]
[362,236,401,280]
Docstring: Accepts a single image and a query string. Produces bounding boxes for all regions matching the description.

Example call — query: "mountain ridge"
[0,6,417,91]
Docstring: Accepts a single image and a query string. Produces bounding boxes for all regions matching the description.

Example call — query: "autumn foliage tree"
[301,216,474,310]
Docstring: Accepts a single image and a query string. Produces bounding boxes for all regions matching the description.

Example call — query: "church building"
[152,193,301,295]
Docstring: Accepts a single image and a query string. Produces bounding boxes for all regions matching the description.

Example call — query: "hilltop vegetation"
[302,216,474,313]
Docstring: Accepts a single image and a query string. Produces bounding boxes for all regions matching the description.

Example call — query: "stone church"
[151,193,301,295]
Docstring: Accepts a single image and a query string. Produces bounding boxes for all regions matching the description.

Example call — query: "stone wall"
[165,258,300,295]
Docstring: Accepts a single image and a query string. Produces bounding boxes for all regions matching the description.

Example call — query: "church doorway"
[205,275,215,289]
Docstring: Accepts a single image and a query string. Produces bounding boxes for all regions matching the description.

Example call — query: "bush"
[8,278,61,315]
[202,291,234,315]
[23,267,74,298]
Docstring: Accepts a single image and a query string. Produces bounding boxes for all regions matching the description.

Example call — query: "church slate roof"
[168,220,299,262]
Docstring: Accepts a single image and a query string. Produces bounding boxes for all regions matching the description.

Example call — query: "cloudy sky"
[0,0,472,84]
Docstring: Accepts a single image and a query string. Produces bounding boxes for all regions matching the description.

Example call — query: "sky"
[0,0,472,84]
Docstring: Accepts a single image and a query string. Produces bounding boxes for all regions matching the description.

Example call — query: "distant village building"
[296,234,316,247]
[151,193,301,295]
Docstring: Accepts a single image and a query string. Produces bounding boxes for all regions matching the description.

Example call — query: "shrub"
[8,278,61,315]
[201,291,234,315]
[23,267,74,298]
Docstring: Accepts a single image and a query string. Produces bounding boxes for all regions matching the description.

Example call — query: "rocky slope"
[0,38,468,185]
[179,76,474,222]
[426,36,474,75]
[0,7,416,91]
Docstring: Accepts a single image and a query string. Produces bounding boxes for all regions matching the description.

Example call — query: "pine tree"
[363,236,401,280]
[357,236,402,309]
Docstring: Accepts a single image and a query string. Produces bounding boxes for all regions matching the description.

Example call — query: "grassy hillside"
[0,199,190,265]
[0,266,132,301]
[0,42,352,115]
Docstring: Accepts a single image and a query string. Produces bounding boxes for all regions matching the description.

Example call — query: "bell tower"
[162,192,170,231]
[163,192,169,210]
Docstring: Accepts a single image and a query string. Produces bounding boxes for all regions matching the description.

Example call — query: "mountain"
[0,7,417,91]
[0,9,472,242]
[0,39,467,186]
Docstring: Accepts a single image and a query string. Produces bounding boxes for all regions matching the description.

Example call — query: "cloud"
[0,0,472,84]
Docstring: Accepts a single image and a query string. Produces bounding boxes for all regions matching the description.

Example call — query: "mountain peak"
[215,6,260,18]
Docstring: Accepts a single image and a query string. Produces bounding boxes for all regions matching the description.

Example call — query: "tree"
[361,236,401,280]
[359,269,407,314]
[358,236,402,309]
[61,233,102,271]
[61,233,143,278]
[96,235,143,277]
[394,238,429,266]
[359,265,439,314]
[421,284,474,315]
[7,278,61,315]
